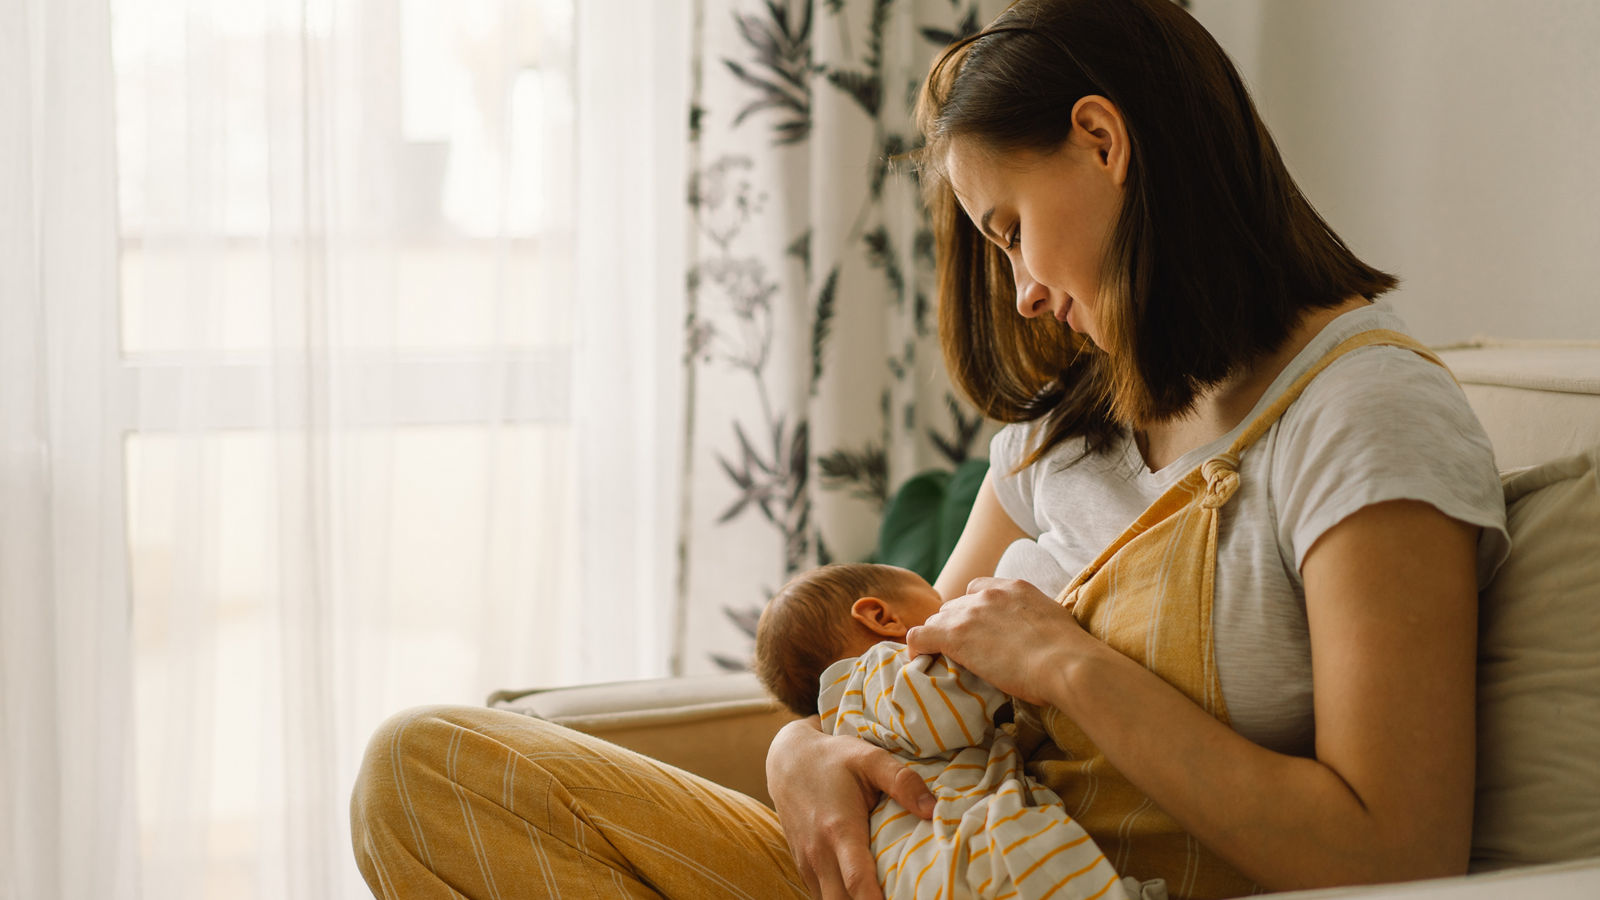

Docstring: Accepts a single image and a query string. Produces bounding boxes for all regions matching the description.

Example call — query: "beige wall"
[1190,0,1600,343]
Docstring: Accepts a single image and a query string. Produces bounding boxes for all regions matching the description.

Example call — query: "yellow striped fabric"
[820,643,1139,900]
[350,705,809,899]
[1020,330,1446,900]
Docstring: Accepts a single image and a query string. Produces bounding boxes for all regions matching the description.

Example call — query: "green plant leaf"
[937,458,989,565]
[876,470,951,583]
[874,458,989,583]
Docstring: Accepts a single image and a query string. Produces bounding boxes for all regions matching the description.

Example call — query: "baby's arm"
[820,642,1007,759]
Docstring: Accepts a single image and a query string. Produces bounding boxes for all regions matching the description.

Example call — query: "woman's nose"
[1015,270,1050,318]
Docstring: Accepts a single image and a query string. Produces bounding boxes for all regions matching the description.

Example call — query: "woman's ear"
[850,596,910,638]
[1069,94,1129,187]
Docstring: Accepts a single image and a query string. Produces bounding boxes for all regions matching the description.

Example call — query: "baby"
[755,563,1163,900]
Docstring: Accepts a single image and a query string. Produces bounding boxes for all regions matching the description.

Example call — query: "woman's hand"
[766,716,936,899]
[904,577,1095,706]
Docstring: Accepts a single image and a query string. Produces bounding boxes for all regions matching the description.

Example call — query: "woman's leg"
[351,705,808,899]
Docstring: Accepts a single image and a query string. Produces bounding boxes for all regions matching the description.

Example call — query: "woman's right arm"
[932,471,1030,601]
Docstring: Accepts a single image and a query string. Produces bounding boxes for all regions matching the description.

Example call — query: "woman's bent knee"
[351,704,574,831]
[351,705,593,895]
[350,705,798,898]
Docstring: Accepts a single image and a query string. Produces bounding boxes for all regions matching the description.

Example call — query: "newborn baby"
[755,563,1164,900]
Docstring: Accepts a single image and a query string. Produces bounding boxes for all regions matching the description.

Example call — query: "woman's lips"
[1056,296,1074,324]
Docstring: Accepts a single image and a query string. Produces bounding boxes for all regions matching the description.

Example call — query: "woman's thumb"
[871,754,936,820]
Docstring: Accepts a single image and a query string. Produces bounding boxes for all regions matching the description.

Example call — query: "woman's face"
[943,112,1126,347]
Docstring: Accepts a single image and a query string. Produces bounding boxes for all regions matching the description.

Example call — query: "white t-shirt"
[989,302,1510,756]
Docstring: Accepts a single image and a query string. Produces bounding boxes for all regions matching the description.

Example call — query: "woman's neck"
[1136,296,1372,472]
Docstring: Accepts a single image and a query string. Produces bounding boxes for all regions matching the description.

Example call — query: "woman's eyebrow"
[979,208,1000,241]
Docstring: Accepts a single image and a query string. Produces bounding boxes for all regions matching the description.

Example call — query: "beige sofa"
[491,338,1600,899]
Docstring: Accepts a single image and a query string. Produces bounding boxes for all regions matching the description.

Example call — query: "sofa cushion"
[1471,444,1600,870]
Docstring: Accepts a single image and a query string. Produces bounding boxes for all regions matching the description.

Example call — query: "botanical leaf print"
[823,67,880,118]
[689,103,706,142]
[919,4,983,47]
[927,393,985,467]
[687,155,764,249]
[716,417,806,526]
[818,0,891,119]
[862,226,905,305]
[810,266,839,393]
[886,338,916,381]
[723,604,763,641]
[818,444,889,507]
[710,650,752,673]
[684,0,1012,675]
[724,0,814,144]
[869,133,910,202]
[913,227,935,266]
[786,228,812,278]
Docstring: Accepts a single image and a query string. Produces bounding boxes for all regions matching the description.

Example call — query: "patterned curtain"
[679,0,1008,673]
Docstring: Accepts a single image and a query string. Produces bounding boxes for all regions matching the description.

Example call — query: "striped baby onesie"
[818,643,1164,900]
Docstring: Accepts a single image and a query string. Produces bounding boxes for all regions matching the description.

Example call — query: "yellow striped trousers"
[350,705,809,899]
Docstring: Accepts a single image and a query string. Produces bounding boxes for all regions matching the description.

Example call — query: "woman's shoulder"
[1291,338,1474,433]
[1273,306,1494,474]
[1267,321,1509,585]
[1272,302,1469,430]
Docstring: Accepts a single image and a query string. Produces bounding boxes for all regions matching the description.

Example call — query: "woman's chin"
[1063,301,1087,336]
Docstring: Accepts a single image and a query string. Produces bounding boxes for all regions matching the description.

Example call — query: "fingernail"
[917,795,936,816]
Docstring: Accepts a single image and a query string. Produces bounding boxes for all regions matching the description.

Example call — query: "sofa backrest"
[1437,341,1600,470]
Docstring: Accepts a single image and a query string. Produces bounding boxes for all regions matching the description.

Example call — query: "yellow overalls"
[1020,329,1445,899]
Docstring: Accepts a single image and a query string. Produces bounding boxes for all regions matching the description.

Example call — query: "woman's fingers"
[837,841,885,900]
[816,813,884,900]
[805,745,931,899]
[905,577,1083,704]
[802,850,849,900]
[903,600,966,659]
[863,744,936,819]
[798,781,886,900]
[965,575,1006,594]
[768,721,914,900]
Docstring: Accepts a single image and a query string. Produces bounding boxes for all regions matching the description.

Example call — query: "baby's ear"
[850,596,909,638]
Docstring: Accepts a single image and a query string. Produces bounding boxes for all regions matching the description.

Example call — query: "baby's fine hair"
[754,563,910,717]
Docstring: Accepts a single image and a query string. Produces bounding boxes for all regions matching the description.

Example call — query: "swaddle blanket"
[819,643,1164,900]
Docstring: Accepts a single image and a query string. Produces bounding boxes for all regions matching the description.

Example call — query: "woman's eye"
[1005,228,1020,250]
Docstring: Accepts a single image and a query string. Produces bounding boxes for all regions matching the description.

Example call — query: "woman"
[771,0,1507,896]
[350,2,1508,898]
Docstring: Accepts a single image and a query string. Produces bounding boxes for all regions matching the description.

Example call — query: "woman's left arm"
[906,498,1480,892]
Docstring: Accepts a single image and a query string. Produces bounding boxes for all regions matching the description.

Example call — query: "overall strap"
[1056,328,1447,601]
[1222,328,1448,460]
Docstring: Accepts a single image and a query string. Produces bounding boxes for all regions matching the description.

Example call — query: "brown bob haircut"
[915,0,1397,467]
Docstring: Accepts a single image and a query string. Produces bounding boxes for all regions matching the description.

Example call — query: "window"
[105,1,679,893]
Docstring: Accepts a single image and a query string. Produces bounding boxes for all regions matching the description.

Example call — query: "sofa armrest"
[488,672,794,807]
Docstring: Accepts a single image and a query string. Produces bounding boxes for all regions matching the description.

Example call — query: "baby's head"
[754,563,944,717]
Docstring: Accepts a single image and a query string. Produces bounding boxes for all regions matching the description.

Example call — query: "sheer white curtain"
[3,0,686,897]
[1,1,139,898]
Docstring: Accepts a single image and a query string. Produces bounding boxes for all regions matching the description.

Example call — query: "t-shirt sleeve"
[988,423,1044,537]
[1270,348,1511,589]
